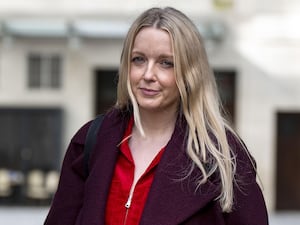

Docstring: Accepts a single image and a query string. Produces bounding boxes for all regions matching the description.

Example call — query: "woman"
[45,7,268,225]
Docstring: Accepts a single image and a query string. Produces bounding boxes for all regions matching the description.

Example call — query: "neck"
[136,108,178,138]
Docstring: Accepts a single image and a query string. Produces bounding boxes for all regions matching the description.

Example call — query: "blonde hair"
[117,7,238,212]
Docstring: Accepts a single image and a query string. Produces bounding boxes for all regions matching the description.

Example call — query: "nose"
[143,61,156,81]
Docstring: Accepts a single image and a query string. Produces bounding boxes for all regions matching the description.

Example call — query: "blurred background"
[0,0,299,224]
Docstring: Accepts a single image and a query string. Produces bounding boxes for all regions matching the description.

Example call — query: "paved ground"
[269,212,300,225]
[0,207,48,225]
[0,207,300,224]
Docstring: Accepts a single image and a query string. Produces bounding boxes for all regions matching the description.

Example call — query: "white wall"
[0,37,123,149]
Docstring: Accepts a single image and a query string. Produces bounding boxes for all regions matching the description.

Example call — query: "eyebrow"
[131,50,174,59]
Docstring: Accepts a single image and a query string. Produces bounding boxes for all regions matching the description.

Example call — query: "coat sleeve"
[44,122,91,225]
[224,133,269,225]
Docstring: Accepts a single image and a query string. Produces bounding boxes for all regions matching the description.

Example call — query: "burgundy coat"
[44,109,269,225]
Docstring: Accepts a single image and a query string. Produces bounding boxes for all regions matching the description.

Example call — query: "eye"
[131,56,145,65]
[160,59,174,68]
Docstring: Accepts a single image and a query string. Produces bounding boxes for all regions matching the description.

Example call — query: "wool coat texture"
[44,109,269,225]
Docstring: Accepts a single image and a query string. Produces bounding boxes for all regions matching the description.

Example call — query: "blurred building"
[0,0,299,212]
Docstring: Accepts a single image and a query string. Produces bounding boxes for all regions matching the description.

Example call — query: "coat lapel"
[81,111,130,225]
[140,121,220,225]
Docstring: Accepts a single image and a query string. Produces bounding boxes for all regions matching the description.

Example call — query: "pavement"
[269,211,300,225]
[0,207,300,224]
[0,207,48,225]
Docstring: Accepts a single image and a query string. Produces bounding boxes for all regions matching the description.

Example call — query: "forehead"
[132,27,173,55]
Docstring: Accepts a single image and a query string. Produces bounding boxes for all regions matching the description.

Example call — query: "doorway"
[214,69,236,124]
[94,69,118,115]
[276,112,300,210]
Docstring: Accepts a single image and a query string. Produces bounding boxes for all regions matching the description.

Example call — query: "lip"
[139,87,160,96]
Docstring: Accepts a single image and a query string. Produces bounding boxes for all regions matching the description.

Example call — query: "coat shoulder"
[70,107,127,145]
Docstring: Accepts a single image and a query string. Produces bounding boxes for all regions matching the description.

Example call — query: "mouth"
[139,87,160,96]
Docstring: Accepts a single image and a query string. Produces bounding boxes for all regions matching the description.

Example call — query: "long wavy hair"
[116,7,238,212]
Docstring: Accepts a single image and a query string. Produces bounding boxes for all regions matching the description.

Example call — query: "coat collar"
[82,109,220,225]
[140,118,220,225]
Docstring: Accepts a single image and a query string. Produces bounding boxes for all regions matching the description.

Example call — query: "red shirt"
[105,118,165,225]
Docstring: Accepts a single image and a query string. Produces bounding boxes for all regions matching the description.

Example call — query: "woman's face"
[129,27,180,113]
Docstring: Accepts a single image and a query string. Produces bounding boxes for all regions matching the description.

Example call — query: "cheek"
[129,67,140,84]
[168,77,180,97]
[164,74,178,90]
[129,71,136,87]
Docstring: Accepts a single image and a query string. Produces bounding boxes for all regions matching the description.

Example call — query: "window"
[27,53,62,89]
[0,108,63,205]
